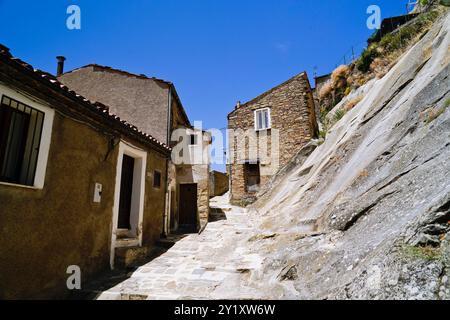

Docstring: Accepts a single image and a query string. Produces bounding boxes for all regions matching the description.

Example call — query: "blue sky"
[0,0,408,170]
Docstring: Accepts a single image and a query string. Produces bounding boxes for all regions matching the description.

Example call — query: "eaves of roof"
[0,44,171,155]
[63,64,191,127]
[227,71,308,118]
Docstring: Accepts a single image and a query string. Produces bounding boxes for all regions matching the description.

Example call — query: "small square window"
[189,134,198,145]
[153,170,161,188]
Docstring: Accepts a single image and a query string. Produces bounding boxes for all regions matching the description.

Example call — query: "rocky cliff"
[245,9,450,299]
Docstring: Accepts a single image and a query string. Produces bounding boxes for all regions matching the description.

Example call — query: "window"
[0,95,45,186]
[153,170,161,188]
[189,134,198,145]
[254,108,271,131]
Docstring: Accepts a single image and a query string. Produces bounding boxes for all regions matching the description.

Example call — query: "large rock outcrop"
[244,9,450,299]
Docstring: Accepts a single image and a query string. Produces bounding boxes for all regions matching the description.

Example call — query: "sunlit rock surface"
[246,10,450,299]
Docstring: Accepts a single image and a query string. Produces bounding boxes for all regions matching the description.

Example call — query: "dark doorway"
[118,155,135,229]
[179,183,198,232]
[244,162,260,193]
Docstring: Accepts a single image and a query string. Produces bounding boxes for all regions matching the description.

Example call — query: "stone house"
[209,170,229,197]
[313,72,331,124]
[314,73,331,93]
[227,72,318,204]
[58,64,210,234]
[367,13,420,44]
[0,45,171,299]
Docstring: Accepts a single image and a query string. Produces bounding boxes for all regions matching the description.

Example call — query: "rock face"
[244,10,450,299]
[96,10,449,301]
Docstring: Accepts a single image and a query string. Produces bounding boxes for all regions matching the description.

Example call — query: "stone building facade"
[209,170,229,197]
[170,128,211,232]
[313,73,331,124]
[59,65,210,234]
[227,72,318,205]
[0,45,170,299]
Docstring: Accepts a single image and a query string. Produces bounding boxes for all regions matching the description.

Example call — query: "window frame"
[0,96,45,186]
[254,107,271,131]
[0,86,54,189]
[110,141,147,269]
[189,134,198,146]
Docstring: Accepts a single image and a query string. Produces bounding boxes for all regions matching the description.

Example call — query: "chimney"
[0,44,12,58]
[235,101,241,110]
[0,44,10,53]
[56,56,66,76]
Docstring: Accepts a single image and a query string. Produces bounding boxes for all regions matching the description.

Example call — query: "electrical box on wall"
[94,183,102,203]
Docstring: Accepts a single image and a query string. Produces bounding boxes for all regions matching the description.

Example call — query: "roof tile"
[0,44,171,152]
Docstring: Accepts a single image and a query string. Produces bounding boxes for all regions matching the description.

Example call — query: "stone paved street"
[98,194,264,300]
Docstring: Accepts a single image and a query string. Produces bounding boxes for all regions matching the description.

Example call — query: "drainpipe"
[162,85,173,238]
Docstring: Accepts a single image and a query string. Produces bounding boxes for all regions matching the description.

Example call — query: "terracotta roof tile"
[0,44,171,152]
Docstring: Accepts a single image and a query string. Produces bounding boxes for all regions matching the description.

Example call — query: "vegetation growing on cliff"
[356,9,440,73]
[318,6,443,128]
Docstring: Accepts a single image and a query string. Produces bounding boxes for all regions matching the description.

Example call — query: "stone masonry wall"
[209,171,229,197]
[227,72,318,204]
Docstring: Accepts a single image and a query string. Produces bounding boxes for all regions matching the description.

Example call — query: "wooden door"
[179,184,198,229]
[118,155,135,229]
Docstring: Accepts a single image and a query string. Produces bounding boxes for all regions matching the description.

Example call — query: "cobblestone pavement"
[98,194,264,300]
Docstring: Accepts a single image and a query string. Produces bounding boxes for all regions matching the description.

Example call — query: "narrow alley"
[97,194,264,300]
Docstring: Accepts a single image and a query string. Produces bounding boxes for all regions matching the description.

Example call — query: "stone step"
[156,234,189,249]
[115,246,149,269]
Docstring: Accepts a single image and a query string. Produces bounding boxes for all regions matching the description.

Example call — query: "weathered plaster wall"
[0,110,167,299]
[58,66,170,143]
[142,147,168,247]
[171,98,190,135]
